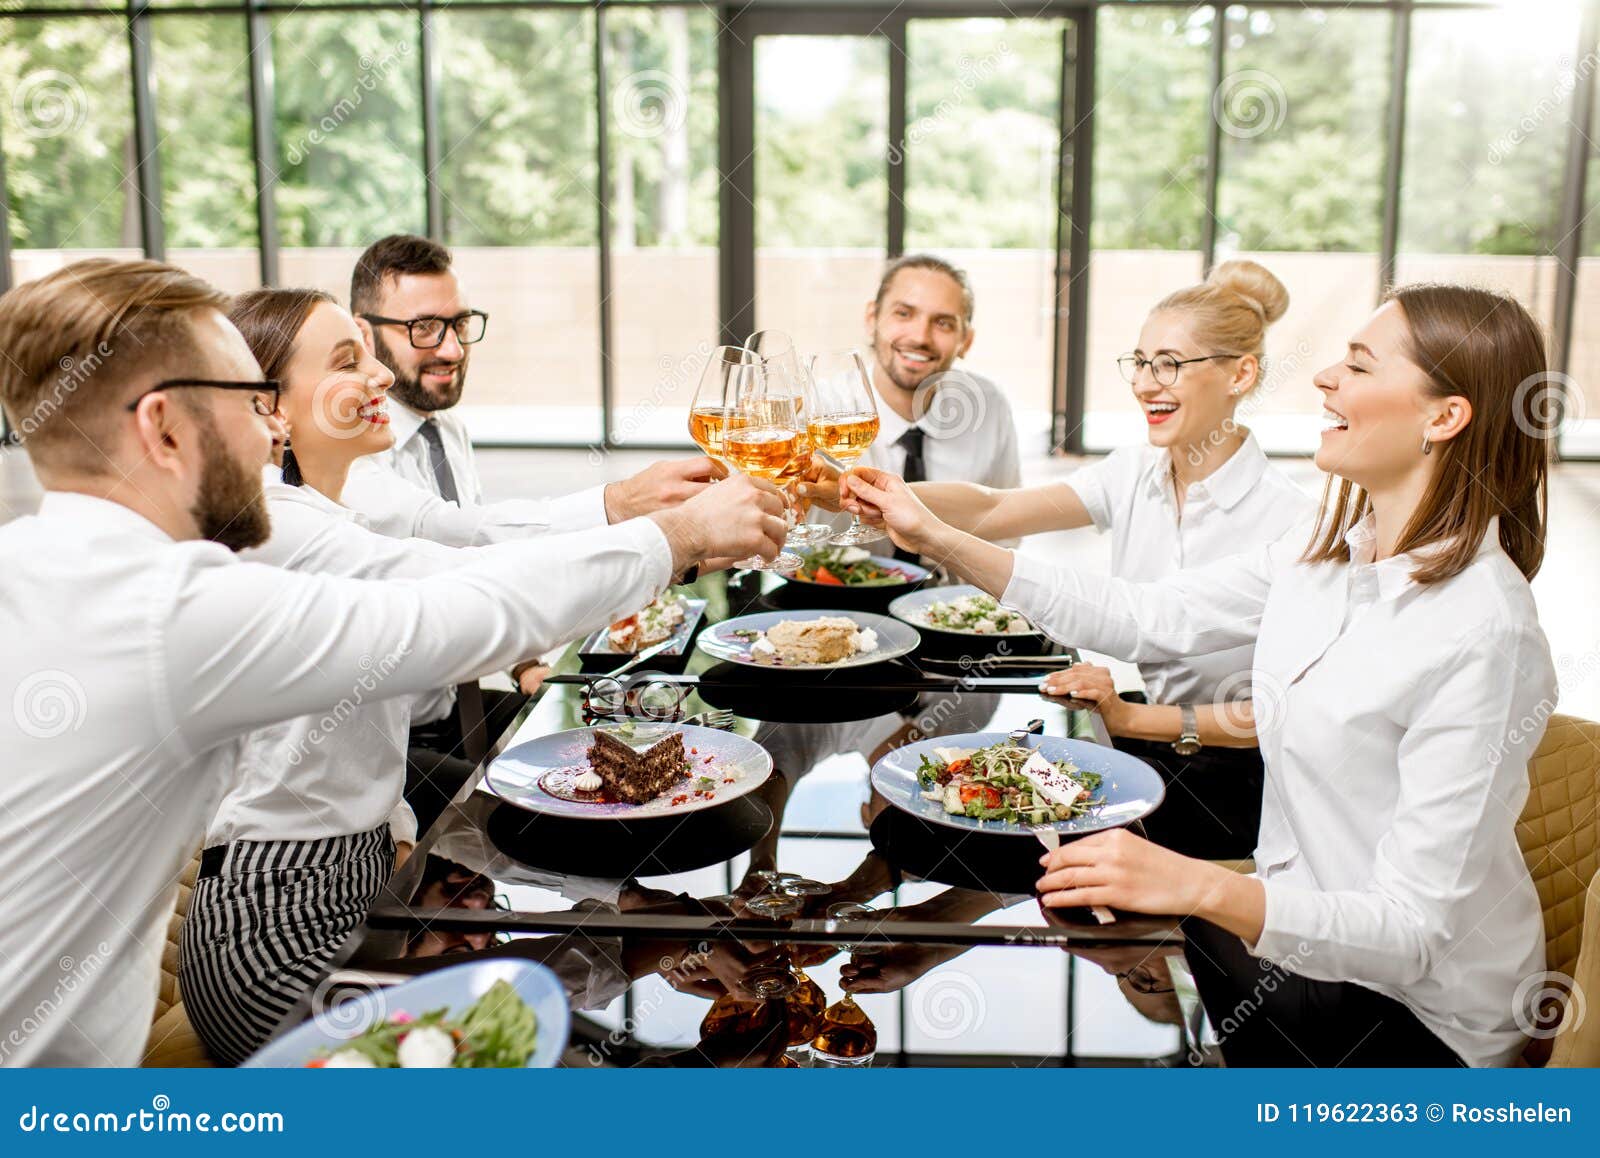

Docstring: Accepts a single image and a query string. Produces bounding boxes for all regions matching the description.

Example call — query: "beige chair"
[1514,713,1600,1066]
[142,852,213,1067]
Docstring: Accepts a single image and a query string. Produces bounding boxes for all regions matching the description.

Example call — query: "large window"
[436,9,599,444]
[1085,5,1213,450]
[1,17,139,282]
[904,17,1065,432]
[5,2,1600,458]
[1214,4,1392,451]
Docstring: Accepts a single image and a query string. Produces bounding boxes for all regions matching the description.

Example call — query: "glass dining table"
[315,569,1197,1067]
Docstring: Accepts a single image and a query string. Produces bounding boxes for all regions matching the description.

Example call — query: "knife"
[603,636,677,679]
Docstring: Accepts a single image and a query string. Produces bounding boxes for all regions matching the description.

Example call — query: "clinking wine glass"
[804,349,882,547]
[688,347,803,571]
[746,332,832,551]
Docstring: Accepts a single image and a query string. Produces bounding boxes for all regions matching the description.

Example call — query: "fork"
[682,708,737,731]
[1010,720,1116,925]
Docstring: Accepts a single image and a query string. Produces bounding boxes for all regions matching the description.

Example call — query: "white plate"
[486,724,772,819]
[695,609,920,670]
[888,583,1044,638]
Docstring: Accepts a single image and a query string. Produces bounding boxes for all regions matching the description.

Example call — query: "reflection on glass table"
[340,571,1192,1066]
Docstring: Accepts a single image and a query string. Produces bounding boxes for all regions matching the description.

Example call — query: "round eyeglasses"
[1117,352,1241,388]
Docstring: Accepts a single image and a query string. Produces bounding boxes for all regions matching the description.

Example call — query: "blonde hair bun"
[1206,259,1289,326]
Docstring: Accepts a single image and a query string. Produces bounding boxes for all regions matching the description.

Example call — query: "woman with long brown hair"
[840,283,1557,1067]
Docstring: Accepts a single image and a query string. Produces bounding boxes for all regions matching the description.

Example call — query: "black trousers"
[405,687,526,836]
[1111,697,1265,860]
[1181,916,1464,1067]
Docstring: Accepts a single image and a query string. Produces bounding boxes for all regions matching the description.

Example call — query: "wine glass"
[746,332,833,551]
[804,349,882,547]
[689,348,803,572]
[810,989,878,1067]
[687,345,750,463]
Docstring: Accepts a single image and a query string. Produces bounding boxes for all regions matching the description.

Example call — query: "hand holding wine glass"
[690,345,804,571]
[803,349,882,547]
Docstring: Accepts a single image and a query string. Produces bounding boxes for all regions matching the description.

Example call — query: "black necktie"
[893,426,926,564]
[418,418,461,504]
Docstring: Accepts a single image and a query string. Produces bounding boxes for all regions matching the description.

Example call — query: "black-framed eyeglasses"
[1117,352,1241,387]
[361,310,489,349]
[125,378,281,417]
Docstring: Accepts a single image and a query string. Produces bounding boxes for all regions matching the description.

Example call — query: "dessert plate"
[695,609,919,671]
[486,724,773,820]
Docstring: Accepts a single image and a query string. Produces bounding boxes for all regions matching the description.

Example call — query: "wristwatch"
[1172,704,1201,756]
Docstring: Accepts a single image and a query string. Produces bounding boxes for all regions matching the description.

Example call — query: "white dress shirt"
[0,491,671,1066]
[1064,435,1314,703]
[1003,515,1554,1067]
[813,368,1021,547]
[343,402,607,544]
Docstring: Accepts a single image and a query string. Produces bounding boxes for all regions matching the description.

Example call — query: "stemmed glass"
[804,349,882,547]
[745,331,831,550]
[688,347,804,571]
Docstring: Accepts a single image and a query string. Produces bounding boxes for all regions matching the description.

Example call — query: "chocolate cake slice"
[586,729,688,804]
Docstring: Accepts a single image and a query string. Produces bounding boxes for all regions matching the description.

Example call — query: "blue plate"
[696,609,920,670]
[243,960,571,1068]
[870,731,1165,836]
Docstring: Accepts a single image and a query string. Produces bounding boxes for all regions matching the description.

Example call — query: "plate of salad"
[870,732,1164,835]
[888,584,1043,638]
[242,960,570,1068]
[789,547,929,588]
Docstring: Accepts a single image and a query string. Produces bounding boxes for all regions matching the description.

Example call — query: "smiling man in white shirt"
[0,259,785,1066]
[345,234,730,805]
[806,254,1021,563]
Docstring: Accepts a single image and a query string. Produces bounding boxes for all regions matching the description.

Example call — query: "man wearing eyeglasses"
[0,259,787,1066]
[343,235,733,825]
[345,234,715,531]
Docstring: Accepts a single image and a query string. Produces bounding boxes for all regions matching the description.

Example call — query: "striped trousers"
[178,825,394,1066]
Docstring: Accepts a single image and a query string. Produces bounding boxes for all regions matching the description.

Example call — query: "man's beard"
[871,327,953,394]
[373,333,465,412]
[191,425,271,552]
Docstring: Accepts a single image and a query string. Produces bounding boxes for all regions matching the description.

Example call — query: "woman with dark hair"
[178,291,786,1063]
[839,283,1557,1067]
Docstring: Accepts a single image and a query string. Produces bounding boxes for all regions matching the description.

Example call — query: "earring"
[1421,434,1432,456]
